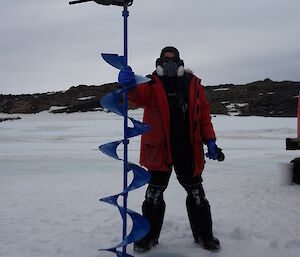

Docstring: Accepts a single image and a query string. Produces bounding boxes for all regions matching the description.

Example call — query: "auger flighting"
[69,1,151,256]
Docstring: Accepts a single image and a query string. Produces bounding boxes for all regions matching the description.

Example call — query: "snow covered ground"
[1,110,300,257]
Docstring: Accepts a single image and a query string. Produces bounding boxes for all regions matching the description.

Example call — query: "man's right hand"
[118,66,136,88]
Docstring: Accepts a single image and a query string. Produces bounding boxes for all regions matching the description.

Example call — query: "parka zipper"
[191,78,197,148]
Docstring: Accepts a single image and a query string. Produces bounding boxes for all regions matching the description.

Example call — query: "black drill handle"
[69,0,133,6]
[216,147,225,162]
[69,0,92,5]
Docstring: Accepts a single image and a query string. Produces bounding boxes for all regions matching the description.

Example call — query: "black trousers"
[139,165,214,243]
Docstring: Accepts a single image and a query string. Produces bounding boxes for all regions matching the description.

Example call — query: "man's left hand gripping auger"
[69,1,151,257]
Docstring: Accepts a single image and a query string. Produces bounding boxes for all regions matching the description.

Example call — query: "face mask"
[163,60,178,77]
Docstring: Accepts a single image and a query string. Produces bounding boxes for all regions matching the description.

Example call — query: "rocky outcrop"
[0,83,119,114]
[1,79,300,117]
[206,79,300,117]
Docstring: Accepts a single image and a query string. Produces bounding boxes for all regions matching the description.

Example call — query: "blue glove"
[206,139,218,160]
[118,66,136,88]
[205,139,225,161]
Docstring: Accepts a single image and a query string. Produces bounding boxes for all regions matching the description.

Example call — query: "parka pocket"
[142,135,165,169]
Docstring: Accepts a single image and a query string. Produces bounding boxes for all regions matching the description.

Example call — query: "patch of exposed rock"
[1,79,300,117]
[0,117,21,122]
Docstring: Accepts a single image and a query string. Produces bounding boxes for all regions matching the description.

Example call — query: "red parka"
[128,72,216,176]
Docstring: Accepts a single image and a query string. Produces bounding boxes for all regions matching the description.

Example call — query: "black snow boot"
[133,185,166,253]
[186,185,220,251]
[195,235,220,251]
[133,238,158,253]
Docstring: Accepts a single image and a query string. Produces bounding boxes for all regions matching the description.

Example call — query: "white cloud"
[0,0,299,94]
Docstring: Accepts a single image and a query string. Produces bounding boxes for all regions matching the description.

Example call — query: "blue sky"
[0,0,299,94]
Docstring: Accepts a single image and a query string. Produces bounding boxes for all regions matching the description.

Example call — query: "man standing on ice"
[118,46,224,253]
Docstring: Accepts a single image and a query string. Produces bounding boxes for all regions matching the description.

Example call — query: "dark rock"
[204,79,300,117]
[0,79,300,117]
[0,117,21,122]
[0,83,119,114]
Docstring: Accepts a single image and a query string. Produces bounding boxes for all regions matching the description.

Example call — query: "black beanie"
[160,46,180,60]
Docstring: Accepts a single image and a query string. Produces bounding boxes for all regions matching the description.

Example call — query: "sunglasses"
[162,56,179,63]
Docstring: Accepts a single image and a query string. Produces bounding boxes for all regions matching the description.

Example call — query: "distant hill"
[1,78,300,117]
[205,78,300,117]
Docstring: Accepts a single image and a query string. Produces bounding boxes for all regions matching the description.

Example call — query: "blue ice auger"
[69,1,151,256]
